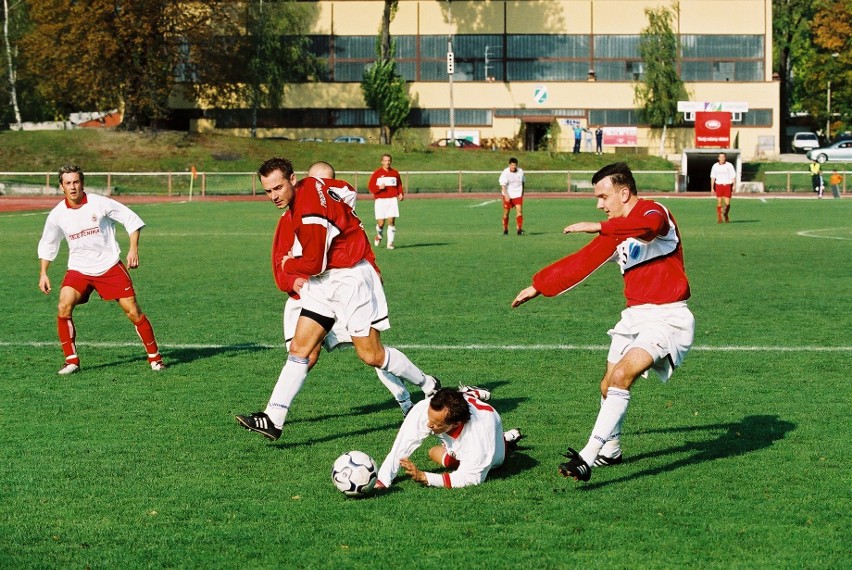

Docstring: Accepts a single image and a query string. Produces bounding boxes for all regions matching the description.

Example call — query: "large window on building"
[680,35,764,81]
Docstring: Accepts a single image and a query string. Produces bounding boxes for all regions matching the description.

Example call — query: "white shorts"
[374,197,400,220]
[283,297,352,352]
[298,260,391,338]
[607,301,694,382]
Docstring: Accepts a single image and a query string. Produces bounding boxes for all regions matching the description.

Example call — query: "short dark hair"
[429,388,471,425]
[58,164,84,184]
[258,157,294,180]
[592,162,637,195]
[509,157,518,165]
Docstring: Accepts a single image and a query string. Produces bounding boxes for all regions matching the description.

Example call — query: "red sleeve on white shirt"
[532,235,618,297]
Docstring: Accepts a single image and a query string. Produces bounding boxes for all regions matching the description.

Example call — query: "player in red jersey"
[367,153,404,250]
[511,162,694,482]
[268,160,426,416]
[37,164,165,375]
[236,158,439,441]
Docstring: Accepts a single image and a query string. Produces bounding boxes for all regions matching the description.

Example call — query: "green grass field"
[1,195,850,568]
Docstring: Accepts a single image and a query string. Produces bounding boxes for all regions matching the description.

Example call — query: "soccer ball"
[331,451,378,497]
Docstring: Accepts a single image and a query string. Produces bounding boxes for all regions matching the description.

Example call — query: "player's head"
[718,153,727,163]
[381,154,392,169]
[58,164,84,186]
[258,157,297,209]
[307,161,335,179]
[427,388,471,435]
[592,162,637,196]
[509,157,518,171]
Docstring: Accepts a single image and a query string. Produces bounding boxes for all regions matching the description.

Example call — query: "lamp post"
[447,1,455,143]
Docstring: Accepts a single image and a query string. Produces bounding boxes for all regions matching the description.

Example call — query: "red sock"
[517,215,524,231]
[57,316,79,365]
[502,218,509,231]
[133,314,161,361]
[716,205,722,220]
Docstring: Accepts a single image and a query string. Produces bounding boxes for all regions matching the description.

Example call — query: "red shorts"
[503,196,523,208]
[714,184,733,198]
[62,262,136,304]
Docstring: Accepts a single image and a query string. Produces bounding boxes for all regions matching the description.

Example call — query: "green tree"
[797,0,852,138]
[634,2,689,156]
[361,0,410,145]
[242,0,320,138]
[773,0,817,143]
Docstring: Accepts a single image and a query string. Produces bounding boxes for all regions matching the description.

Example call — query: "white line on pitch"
[796,228,852,240]
[469,200,498,208]
[1,341,850,352]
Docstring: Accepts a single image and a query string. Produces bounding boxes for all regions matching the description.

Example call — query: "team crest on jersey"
[629,243,641,259]
[91,214,97,222]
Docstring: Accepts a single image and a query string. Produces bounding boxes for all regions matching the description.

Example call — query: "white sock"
[375,225,383,238]
[374,368,411,403]
[382,346,427,386]
[579,388,631,466]
[264,355,310,428]
[599,396,626,457]
[387,226,396,245]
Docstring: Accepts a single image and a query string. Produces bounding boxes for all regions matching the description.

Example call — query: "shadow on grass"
[380,241,450,250]
[160,343,275,367]
[580,414,796,490]
[490,451,540,481]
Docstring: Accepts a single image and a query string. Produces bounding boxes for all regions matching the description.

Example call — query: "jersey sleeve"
[283,179,335,276]
[376,401,432,487]
[367,170,382,195]
[105,198,145,234]
[37,212,64,261]
[532,235,618,297]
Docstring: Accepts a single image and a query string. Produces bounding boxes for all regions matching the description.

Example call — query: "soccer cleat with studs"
[517,229,525,236]
[150,359,167,371]
[503,428,525,452]
[423,376,441,397]
[458,384,491,401]
[593,453,623,467]
[58,363,80,375]
[558,447,592,481]
[235,412,282,441]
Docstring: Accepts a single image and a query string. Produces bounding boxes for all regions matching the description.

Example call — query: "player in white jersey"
[499,157,526,235]
[375,387,523,489]
[710,152,737,223]
[37,164,165,375]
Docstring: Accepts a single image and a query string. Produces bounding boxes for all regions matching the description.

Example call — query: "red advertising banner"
[695,111,731,147]
[602,127,637,146]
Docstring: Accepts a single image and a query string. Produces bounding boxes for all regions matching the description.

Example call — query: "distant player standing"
[236,157,439,441]
[710,152,737,223]
[499,157,525,235]
[37,164,166,375]
[512,162,693,483]
[368,154,404,250]
[375,386,523,489]
[270,160,419,415]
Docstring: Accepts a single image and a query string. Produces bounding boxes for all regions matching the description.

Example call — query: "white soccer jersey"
[37,193,145,276]
[376,396,505,488]
[499,167,525,199]
[710,162,736,185]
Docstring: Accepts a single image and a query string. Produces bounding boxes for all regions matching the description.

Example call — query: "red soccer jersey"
[283,177,375,277]
[368,167,403,199]
[532,199,690,307]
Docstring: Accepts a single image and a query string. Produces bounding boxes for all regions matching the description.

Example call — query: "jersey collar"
[446,422,465,439]
[64,191,88,209]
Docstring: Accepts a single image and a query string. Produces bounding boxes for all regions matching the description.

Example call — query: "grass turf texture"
[0,196,849,567]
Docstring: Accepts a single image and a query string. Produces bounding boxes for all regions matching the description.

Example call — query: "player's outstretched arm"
[400,457,428,485]
[511,285,540,308]
[564,222,602,234]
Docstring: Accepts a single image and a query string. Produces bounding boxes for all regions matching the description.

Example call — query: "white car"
[791,132,820,153]
[806,141,852,163]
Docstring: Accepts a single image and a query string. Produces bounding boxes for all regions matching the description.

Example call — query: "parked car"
[333,135,366,144]
[431,138,481,149]
[790,132,820,153]
[806,141,852,163]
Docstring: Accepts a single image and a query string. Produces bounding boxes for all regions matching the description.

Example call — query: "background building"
[175,0,779,163]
